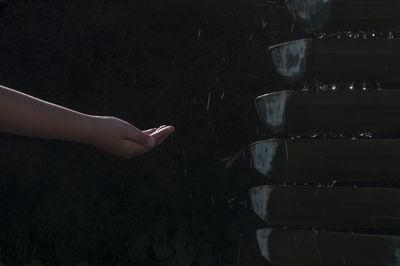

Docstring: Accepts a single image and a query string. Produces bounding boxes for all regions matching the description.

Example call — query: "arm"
[0,85,174,158]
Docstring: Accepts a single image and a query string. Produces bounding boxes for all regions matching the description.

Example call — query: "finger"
[126,125,155,148]
[154,132,172,146]
[150,126,173,137]
[143,125,167,137]
[153,125,167,132]
[143,128,157,134]
[150,126,175,145]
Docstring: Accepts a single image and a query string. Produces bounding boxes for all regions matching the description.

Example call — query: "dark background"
[0,0,304,265]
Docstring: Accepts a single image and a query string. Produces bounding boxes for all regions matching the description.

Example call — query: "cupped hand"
[88,116,174,158]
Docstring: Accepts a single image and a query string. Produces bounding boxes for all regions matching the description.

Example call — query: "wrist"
[78,114,102,145]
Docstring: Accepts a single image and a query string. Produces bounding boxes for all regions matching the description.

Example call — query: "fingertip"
[163,125,175,132]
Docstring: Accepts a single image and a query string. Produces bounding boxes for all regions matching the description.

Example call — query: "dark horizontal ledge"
[249,139,400,183]
[250,185,400,229]
[286,0,400,32]
[270,39,400,84]
[256,90,400,135]
[257,228,400,266]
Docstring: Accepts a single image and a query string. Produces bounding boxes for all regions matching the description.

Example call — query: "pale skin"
[0,85,175,158]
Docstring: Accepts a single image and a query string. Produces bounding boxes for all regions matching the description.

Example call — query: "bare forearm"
[0,84,174,158]
[0,85,94,143]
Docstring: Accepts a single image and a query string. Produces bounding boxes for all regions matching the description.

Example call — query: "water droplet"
[346,31,353,38]
[317,32,326,39]
[262,20,267,28]
[320,84,328,91]
[207,92,211,111]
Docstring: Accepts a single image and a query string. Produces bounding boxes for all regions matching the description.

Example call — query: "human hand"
[87,116,174,158]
